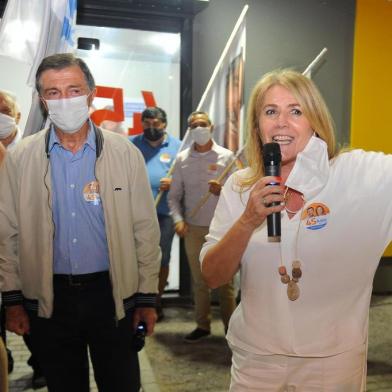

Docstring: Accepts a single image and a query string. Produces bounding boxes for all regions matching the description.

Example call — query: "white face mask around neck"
[45,95,90,134]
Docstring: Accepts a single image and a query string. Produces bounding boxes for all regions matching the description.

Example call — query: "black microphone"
[262,142,281,242]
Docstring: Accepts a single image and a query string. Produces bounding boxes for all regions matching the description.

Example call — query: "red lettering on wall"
[90,86,124,125]
[128,91,157,135]
[91,86,158,136]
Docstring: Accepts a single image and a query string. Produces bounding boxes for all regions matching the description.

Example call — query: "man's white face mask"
[0,112,16,138]
[192,126,212,146]
[46,95,90,134]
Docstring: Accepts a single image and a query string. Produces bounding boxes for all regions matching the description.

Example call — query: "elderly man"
[0,142,6,392]
[168,111,237,343]
[0,53,161,392]
[0,90,22,149]
[0,90,47,388]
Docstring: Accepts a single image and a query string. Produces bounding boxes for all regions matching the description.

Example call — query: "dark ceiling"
[0,0,208,32]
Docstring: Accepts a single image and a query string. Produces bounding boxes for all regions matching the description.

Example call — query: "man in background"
[0,90,46,389]
[0,90,22,149]
[168,111,237,342]
[131,107,181,320]
[0,141,6,392]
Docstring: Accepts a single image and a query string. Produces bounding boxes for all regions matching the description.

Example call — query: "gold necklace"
[278,190,305,301]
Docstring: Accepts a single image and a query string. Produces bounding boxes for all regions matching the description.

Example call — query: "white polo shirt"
[168,141,235,227]
[200,137,392,357]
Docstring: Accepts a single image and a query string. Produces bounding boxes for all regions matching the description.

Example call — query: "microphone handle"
[265,164,281,242]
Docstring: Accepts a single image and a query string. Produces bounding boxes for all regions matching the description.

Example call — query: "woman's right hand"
[238,176,285,231]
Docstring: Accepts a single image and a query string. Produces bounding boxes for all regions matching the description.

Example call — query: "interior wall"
[351,0,392,153]
[351,0,392,257]
[192,0,356,146]
[79,55,181,137]
[0,54,180,137]
[0,56,32,132]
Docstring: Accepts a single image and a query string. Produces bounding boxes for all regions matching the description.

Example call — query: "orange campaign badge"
[208,163,218,174]
[83,181,101,205]
[160,153,171,163]
[301,202,330,230]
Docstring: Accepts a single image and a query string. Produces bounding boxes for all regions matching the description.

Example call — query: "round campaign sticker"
[301,202,330,230]
[83,181,101,205]
[208,163,218,174]
[160,153,171,163]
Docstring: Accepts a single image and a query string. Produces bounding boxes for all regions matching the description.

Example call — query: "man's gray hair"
[35,53,96,94]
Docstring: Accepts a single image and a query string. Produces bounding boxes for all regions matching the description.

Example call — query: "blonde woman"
[201,69,392,391]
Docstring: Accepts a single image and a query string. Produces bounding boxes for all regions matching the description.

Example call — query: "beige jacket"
[0,126,161,319]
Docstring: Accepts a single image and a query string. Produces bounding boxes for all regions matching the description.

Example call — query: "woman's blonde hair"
[241,69,337,188]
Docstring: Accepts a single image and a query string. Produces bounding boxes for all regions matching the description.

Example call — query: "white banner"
[0,0,77,136]
[197,5,247,153]
[0,0,77,86]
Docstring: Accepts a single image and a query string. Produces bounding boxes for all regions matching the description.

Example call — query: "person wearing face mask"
[0,90,22,149]
[131,107,181,321]
[168,111,237,343]
[0,53,161,392]
[0,90,47,389]
[200,69,392,390]
[0,141,7,392]
[0,89,20,377]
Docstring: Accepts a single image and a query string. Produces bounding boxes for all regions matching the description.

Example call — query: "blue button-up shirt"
[49,124,110,274]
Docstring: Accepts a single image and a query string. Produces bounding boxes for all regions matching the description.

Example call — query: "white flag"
[0,0,76,85]
[197,5,247,153]
[27,0,77,86]
[0,0,48,64]
[0,0,77,136]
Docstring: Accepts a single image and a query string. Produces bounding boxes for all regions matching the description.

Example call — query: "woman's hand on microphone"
[238,176,285,231]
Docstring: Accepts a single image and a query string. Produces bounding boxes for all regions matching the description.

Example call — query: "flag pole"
[302,47,328,78]
[156,5,249,209]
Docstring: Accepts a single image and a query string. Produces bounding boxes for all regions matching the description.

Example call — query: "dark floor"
[146,294,392,392]
[6,294,392,391]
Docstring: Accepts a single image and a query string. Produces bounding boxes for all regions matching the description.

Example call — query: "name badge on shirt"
[208,163,218,174]
[160,153,171,163]
[302,202,330,230]
[83,181,101,206]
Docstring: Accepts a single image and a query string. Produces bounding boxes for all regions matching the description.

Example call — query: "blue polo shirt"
[131,133,181,216]
[49,125,110,274]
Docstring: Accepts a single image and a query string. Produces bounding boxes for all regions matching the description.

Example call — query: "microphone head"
[263,142,281,166]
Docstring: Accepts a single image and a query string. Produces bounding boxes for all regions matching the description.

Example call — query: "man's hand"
[133,307,157,336]
[175,221,188,237]
[208,179,222,196]
[6,305,30,335]
[159,177,172,191]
